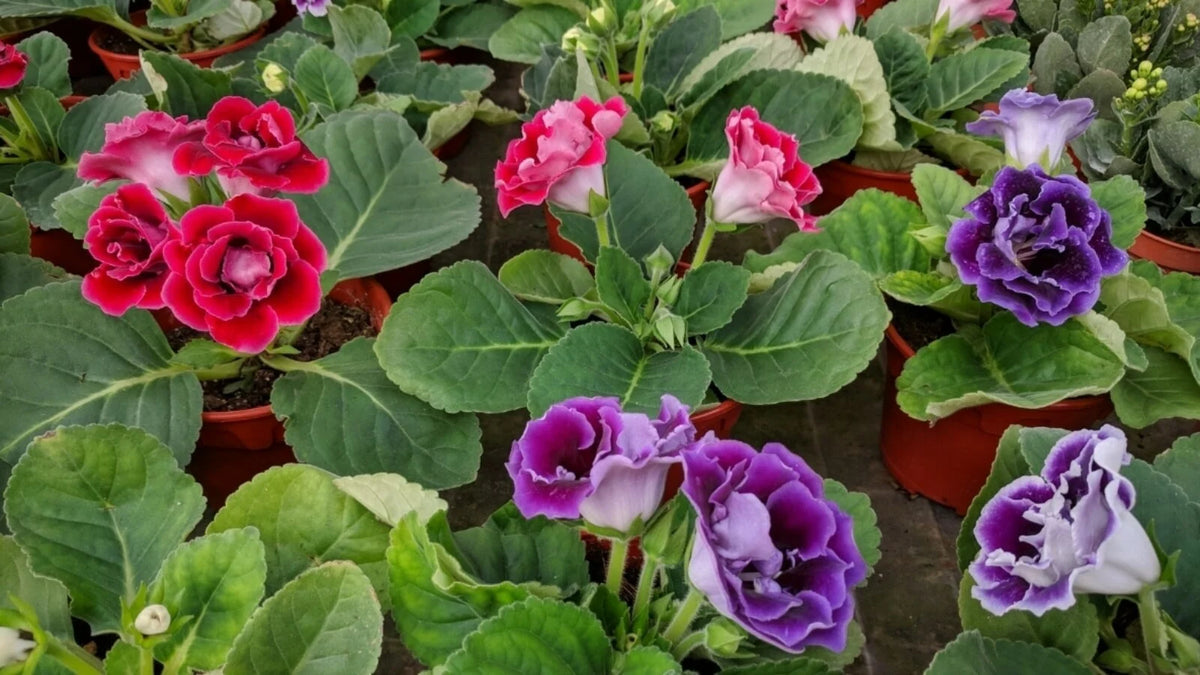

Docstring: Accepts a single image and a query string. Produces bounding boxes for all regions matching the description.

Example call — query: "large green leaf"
[702,250,889,405]
[208,465,391,599]
[293,45,358,113]
[925,631,1092,674]
[12,161,80,231]
[743,189,928,277]
[926,48,1030,115]
[911,163,983,230]
[594,247,652,328]
[428,3,518,50]
[688,70,863,168]
[823,479,882,577]
[873,26,930,115]
[497,250,594,304]
[797,34,898,151]
[677,32,804,108]
[1032,32,1082,96]
[526,323,711,416]
[1099,269,1197,377]
[1075,15,1131,76]
[376,261,567,413]
[0,0,118,18]
[4,424,204,632]
[56,92,148,160]
[388,511,532,666]
[674,261,751,335]
[616,646,684,674]
[0,535,72,638]
[674,0,774,38]
[897,313,1127,420]
[1111,346,1200,428]
[488,6,580,64]
[292,110,481,280]
[373,48,495,104]
[864,0,938,40]
[0,194,29,254]
[223,562,383,675]
[1154,433,1200,503]
[452,504,589,592]
[140,51,233,118]
[329,4,390,77]
[332,473,447,528]
[0,281,202,465]
[151,528,268,671]
[957,575,1099,663]
[643,6,721,98]
[555,141,695,263]
[16,32,70,98]
[0,252,68,303]
[442,596,611,674]
[1086,174,1145,249]
[271,338,481,488]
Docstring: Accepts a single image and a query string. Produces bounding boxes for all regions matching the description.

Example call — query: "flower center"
[235,135,264,151]
[221,243,272,291]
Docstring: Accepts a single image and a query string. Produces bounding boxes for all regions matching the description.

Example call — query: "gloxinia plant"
[774,0,863,44]
[0,423,390,675]
[747,86,1200,428]
[0,101,488,501]
[928,424,1200,674]
[377,97,888,420]
[293,0,516,55]
[0,0,272,55]
[388,395,881,671]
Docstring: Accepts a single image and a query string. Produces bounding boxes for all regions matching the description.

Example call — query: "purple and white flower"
[967,90,1095,171]
[682,440,866,653]
[506,395,696,533]
[291,0,328,16]
[946,165,1126,326]
[970,426,1161,616]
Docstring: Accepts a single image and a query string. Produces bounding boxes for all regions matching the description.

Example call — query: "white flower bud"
[0,627,36,667]
[262,63,288,94]
[134,604,171,636]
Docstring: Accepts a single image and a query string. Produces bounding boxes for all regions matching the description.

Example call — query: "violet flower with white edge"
[969,426,1161,616]
[291,0,328,16]
[506,395,697,534]
[967,90,1096,171]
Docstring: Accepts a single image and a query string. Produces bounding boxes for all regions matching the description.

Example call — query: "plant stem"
[662,588,703,644]
[689,219,718,269]
[43,639,104,675]
[605,538,629,596]
[259,354,314,374]
[631,20,652,100]
[671,629,706,662]
[601,40,621,87]
[1138,588,1165,675]
[632,558,658,621]
[187,359,247,381]
[139,642,154,675]
[593,212,611,249]
[5,95,51,162]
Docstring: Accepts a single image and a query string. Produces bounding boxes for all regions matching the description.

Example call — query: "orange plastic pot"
[29,226,96,276]
[880,325,1113,514]
[1128,230,1200,274]
[185,277,392,506]
[545,180,710,262]
[88,11,266,81]
[809,160,921,215]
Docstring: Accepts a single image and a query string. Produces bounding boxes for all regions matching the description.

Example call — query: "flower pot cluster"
[0,0,1199,672]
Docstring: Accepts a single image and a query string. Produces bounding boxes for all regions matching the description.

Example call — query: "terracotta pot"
[88,11,267,81]
[420,46,458,65]
[1129,230,1200,274]
[375,259,433,299]
[809,159,921,215]
[545,180,710,262]
[29,226,96,276]
[857,0,891,17]
[185,277,392,506]
[880,325,1113,515]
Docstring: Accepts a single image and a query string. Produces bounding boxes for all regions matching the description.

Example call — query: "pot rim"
[87,11,266,62]
[1132,228,1200,255]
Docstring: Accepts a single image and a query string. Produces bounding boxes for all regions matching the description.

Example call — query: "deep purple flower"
[506,395,696,533]
[682,440,866,653]
[970,426,1161,616]
[291,0,328,16]
[946,166,1126,326]
[967,89,1095,170]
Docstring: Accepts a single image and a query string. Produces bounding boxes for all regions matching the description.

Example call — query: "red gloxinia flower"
[173,96,329,196]
[77,111,206,202]
[81,183,175,315]
[161,194,327,353]
[494,96,628,217]
[710,106,822,231]
[0,42,27,89]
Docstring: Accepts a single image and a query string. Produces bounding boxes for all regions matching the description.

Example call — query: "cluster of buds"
[1120,60,1168,104]
[1179,12,1199,33]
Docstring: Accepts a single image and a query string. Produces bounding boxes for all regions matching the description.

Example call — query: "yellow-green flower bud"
[262,63,288,93]
[1151,67,1163,79]
[586,6,617,35]
[1124,87,1139,100]
[1138,61,1153,76]
[1156,79,1168,91]
[1133,77,1148,90]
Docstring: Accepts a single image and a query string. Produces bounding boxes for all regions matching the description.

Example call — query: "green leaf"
[140,51,233,118]
[16,33,70,98]
[452,503,589,592]
[674,262,751,335]
[743,189,928,277]
[911,163,983,229]
[293,110,481,280]
[385,0,441,41]
[373,47,495,104]
[957,574,1099,662]
[798,34,898,151]
[1148,121,1200,190]
[527,323,711,416]
[923,130,1006,178]
[271,338,481,489]
[595,247,652,328]
[151,528,268,671]
[1067,69,1126,122]
[223,562,383,675]
[56,92,147,160]
[640,494,696,566]
[51,181,123,239]
[1155,433,1200,503]
[0,281,202,465]
[208,464,391,599]
[0,0,119,18]
[0,535,72,638]
[925,631,1092,674]
[879,270,965,308]
[722,659,837,674]
[387,511,531,666]
[498,250,594,304]
[703,251,890,405]
[873,27,930,115]
[822,479,881,576]
[104,642,142,675]
[329,4,390,78]
[1099,269,1196,374]
[14,87,63,155]
[1111,346,1200,428]
[0,252,68,303]
[332,473,448,528]
[688,70,863,168]
[1075,15,1131,76]
[1031,32,1082,96]
[644,6,721,98]
[677,32,804,108]
[1089,174,1145,249]
[5,424,204,632]
[11,161,79,231]
[864,0,938,40]
[673,0,774,39]
[616,646,683,674]
[146,0,230,29]
[0,193,29,254]
[293,45,358,113]
[376,261,567,413]
[896,313,1128,420]
[442,596,611,674]
[926,48,1029,115]
[428,3,519,51]
[488,6,580,64]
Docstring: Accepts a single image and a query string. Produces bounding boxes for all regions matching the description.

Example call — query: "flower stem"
[187,359,246,382]
[601,40,621,88]
[592,212,611,249]
[689,222,717,269]
[662,588,704,645]
[630,20,652,100]
[1137,588,1166,675]
[43,638,105,675]
[605,538,629,596]
[671,630,706,662]
[5,95,51,162]
[631,558,658,621]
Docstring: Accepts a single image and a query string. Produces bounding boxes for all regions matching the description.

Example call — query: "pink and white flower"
[773,0,862,43]
[77,111,205,202]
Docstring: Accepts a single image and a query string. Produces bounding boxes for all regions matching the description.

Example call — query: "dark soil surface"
[93,25,144,56]
[166,299,376,412]
[889,299,957,351]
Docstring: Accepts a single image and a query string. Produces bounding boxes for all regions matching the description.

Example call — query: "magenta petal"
[82,270,145,315]
[207,303,280,353]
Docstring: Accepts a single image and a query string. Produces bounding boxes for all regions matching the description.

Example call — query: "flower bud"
[0,628,36,667]
[134,604,171,636]
[649,110,677,134]
[642,0,676,25]
[586,6,617,35]
[1138,60,1153,77]
[1133,77,1148,90]
[262,63,288,93]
